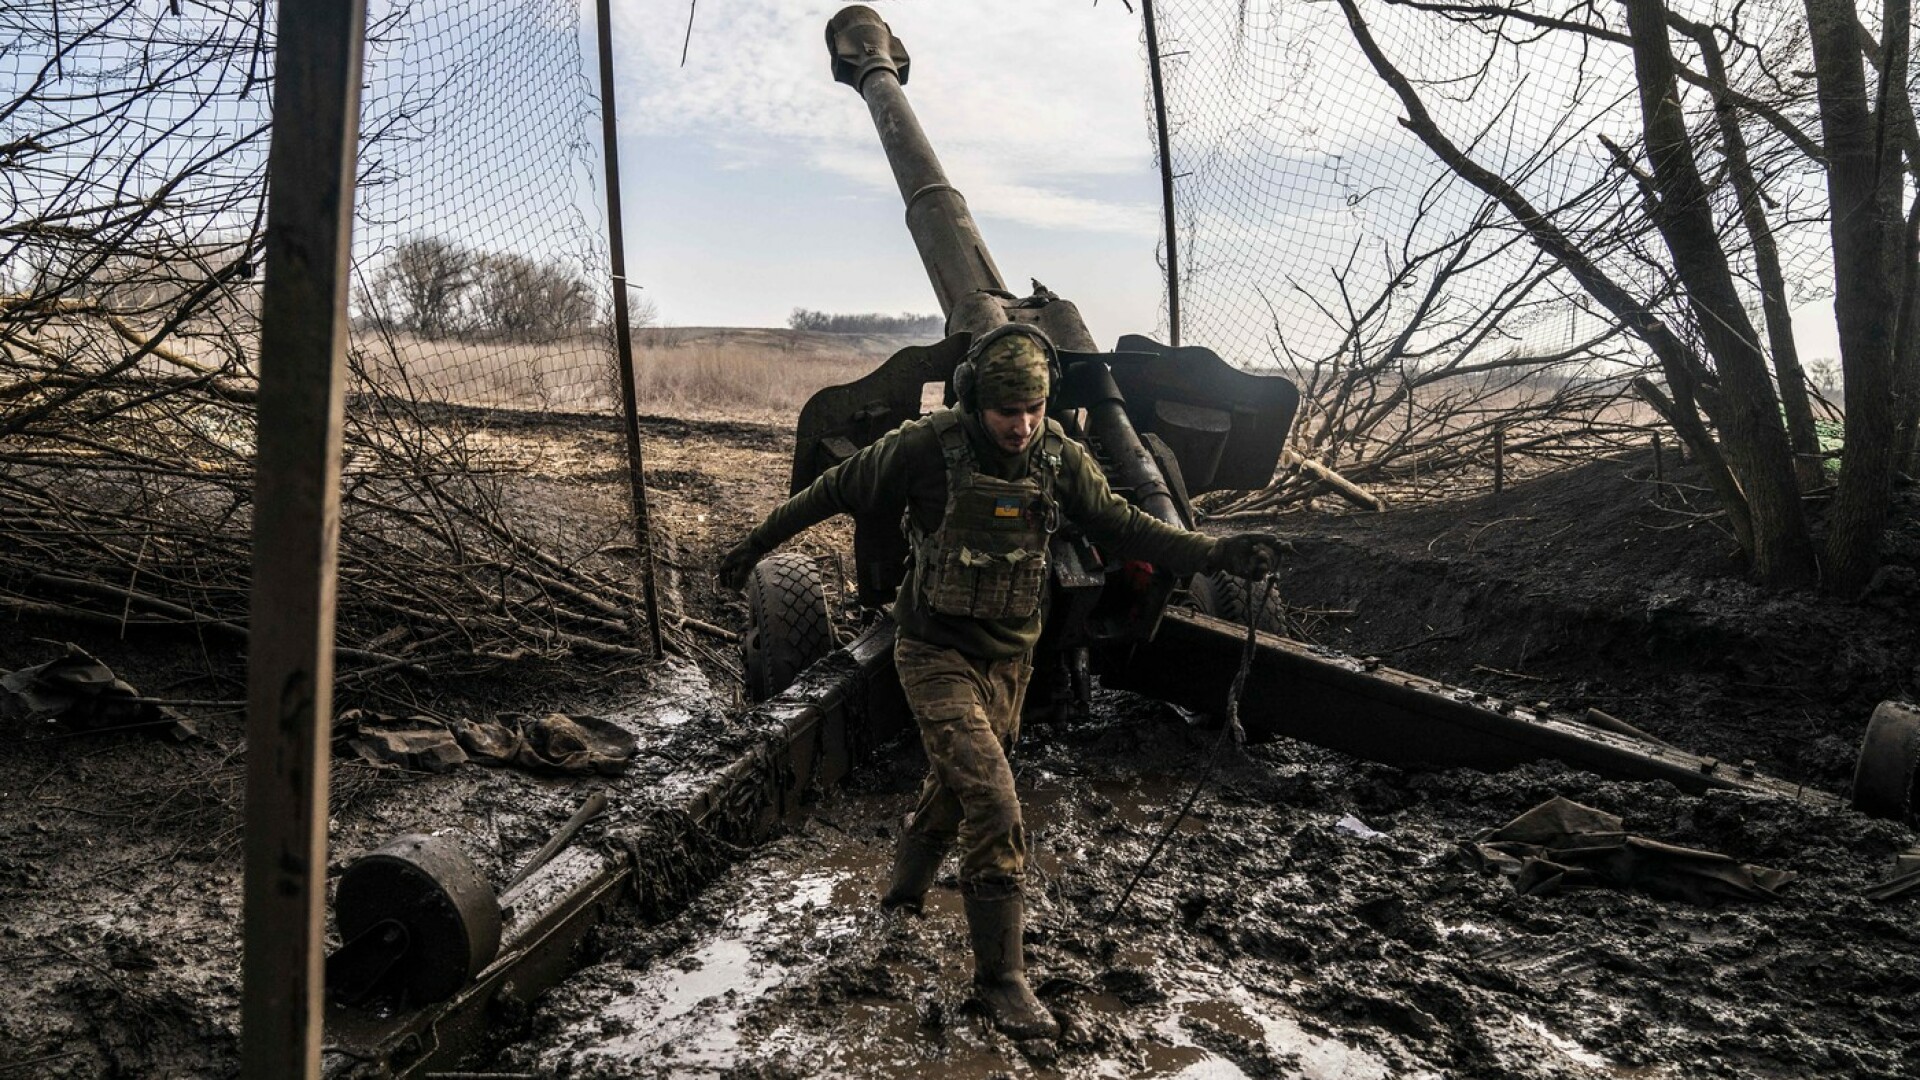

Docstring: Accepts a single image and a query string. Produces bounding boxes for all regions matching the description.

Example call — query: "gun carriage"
[741,8,1913,819]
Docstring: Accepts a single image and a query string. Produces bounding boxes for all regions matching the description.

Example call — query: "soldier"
[718,323,1280,1041]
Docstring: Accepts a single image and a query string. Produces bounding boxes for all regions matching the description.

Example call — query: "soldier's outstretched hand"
[1207,532,1286,580]
[717,538,766,591]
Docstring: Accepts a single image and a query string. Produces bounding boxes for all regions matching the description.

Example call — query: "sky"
[595,0,1843,363]
[602,0,1170,343]
[3,0,1840,365]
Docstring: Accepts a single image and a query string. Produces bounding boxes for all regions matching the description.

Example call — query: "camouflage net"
[1,1,657,683]
[1144,0,1841,508]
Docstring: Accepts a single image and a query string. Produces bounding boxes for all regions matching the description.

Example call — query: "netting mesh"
[1146,0,1842,502]
[352,0,617,414]
[2,1,652,675]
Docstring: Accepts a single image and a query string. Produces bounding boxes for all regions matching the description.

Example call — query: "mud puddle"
[512,769,1409,1080]
[487,692,1920,1078]
[0,643,745,1079]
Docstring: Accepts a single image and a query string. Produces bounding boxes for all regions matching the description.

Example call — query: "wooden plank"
[242,1,367,1076]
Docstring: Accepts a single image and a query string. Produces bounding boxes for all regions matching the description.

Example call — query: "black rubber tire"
[1189,571,1287,635]
[1851,700,1920,821]
[743,553,833,702]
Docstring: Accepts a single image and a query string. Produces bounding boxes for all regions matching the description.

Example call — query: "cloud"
[610,0,1158,235]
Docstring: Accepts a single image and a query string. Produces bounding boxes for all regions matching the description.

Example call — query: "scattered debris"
[1466,795,1795,902]
[1865,845,1920,902]
[1334,813,1383,839]
[1899,845,1920,877]
[1864,867,1920,902]
[338,713,468,773]
[0,643,195,740]
[339,710,636,776]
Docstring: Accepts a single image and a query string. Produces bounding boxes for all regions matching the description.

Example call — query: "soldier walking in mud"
[719,324,1280,1041]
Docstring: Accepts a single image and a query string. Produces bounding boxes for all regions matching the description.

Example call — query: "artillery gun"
[742,4,1299,706]
[317,11,1915,1069]
[742,5,1919,818]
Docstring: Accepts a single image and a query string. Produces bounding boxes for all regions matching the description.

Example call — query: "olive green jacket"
[750,406,1216,658]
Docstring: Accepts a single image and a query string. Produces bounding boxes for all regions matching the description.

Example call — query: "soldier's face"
[983,398,1046,453]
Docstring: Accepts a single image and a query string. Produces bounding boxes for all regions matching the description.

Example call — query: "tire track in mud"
[496,693,1920,1079]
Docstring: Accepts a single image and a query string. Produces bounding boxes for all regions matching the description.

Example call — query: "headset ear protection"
[952,323,1061,411]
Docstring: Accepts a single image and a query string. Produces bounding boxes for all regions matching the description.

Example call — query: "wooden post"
[1653,431,1664,482]
[242,1,365,1076]
[1492,425,1506,498]
[1142,0,1182,347]
[596,0,665,657]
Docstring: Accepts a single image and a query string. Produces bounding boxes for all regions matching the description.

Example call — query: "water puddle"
[1126,986,1412,1080]
[530,775,1415,1078]
[550,866,854,1075]
[1500,1011,1676,1077]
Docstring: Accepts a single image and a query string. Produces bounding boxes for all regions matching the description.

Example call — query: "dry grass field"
[349,326,921,422]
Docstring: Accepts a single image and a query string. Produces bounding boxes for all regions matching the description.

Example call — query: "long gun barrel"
[826,7,1011,337]
[825,5,1179,531]
[799,5,1297,642]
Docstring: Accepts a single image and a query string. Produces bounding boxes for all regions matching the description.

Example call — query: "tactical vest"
[910,409,1063,620]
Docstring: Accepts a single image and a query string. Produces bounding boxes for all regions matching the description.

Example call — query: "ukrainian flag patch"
[993,496,1023,518]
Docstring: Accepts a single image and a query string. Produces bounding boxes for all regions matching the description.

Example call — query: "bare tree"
[630,291,660,330]
[1329,0,1916,593]
[475,253,596,341]
[2,2,660,670]
[788,309,945,335]
[1209,186,1656,516]
[371,236,476,340]
[1,2,269,441]
[1803,0,1919,591]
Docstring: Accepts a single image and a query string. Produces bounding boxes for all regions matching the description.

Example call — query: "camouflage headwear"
[972,328,1052,409]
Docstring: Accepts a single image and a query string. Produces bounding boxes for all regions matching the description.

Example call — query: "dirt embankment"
[1268,451,1920,786]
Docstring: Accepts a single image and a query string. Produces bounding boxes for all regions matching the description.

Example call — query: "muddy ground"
[2,404,1918,1078]
[511,708,1920,1079]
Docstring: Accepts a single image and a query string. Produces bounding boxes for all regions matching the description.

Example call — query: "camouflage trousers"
[894,636,1035,896]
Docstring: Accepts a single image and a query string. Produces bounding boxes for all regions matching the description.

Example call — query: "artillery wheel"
[743,553,834,702]
[1189,571,1287,635]
[332,832,501,1005]
[1852,701,1920,822]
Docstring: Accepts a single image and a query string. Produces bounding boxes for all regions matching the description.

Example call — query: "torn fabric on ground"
[341,709,636,776]
[1467,795,1795,903]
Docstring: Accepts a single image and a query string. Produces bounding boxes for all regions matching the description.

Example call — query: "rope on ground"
[1097,574,1274,925]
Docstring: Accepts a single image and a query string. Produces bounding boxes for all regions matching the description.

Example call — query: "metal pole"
[242,0,365,1075]
[1142,0,1182,347]
[595,0,665,658]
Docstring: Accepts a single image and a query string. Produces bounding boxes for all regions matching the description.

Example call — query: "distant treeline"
[787,308,943,336]
[358,236,626,343]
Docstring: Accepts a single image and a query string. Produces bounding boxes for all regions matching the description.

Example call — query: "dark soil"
[507,702,1920,1078]
[1269,452,1920,786]
[3,419,1917,1078]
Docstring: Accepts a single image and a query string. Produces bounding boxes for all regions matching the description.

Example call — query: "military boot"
[963,891,1060,1040]
[879,834,946,914]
